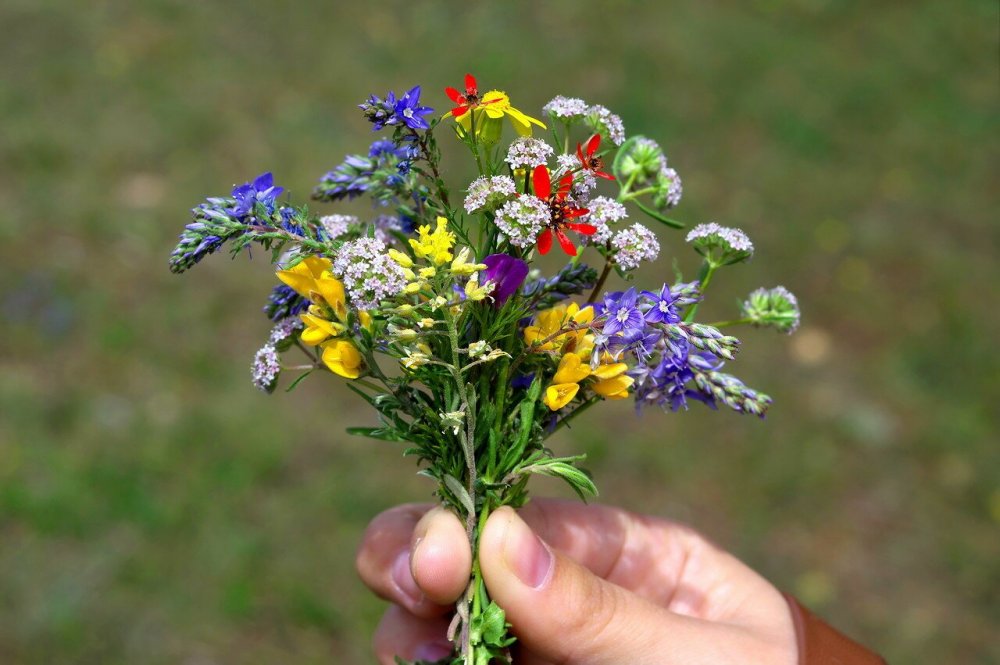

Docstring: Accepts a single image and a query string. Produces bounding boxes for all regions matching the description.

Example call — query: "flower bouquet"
[169,74,800,664]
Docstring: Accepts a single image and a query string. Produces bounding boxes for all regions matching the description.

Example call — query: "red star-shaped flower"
[444,74,499,118]
[533,165,596,256]
[576,134,615,180]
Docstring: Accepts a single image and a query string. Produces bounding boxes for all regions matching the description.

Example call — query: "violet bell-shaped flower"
[482,254,529,306]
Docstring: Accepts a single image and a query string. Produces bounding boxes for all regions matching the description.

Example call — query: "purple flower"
[482,254,529,306]
[359,91,398,131]
[642,284,682,324]
[230,172,284,218]
[393,85,434,130]
[599,288,645,337]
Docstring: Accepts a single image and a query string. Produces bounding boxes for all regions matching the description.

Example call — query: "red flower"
[576,134,615,180]
[444,74,498,118]
[533,165,596,256]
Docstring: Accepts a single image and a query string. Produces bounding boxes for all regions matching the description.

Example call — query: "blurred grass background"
[1,0,997,662]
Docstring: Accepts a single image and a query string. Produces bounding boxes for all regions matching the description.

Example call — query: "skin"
[356,499,798,665]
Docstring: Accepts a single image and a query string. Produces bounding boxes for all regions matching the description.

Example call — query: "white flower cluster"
[586,104,626,146]
[686,222,754,256]
[505,137,553,170]
[332,237,408,309]
[494,195,550,248]
[543,95,589,119]
[464,175,517,214]
[583,196,628,245]
[611,223,660,270]
[251,344,280,392]
[320,214,358,240]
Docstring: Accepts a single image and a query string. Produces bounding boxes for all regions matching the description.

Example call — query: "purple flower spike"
[482,254,528,306]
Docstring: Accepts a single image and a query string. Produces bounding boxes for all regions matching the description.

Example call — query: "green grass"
[1,0,997,662]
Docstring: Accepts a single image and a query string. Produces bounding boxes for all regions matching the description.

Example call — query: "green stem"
[708,317,753,328]
[684,261,718,322]
[617,170,639,201]
[551,397,599,435]
[586,257,614,304]
[619,186,657,202]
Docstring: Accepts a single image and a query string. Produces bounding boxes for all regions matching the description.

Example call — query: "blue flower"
[359,91,398,131]
[230,172,284,218]
[642,284,682,324]
[393,85,434,130]
[599,288,645,337]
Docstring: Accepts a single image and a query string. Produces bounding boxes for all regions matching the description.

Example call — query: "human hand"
[356,499,797,664]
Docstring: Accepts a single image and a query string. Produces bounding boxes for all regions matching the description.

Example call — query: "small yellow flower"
[455,90,546,143]
[552,353,591,384]
[409,216,455,265]
[320,339,362,379]
[418,266,437,279]
[543,383,580,411]
[279,259,347,317]
[591,374,634,400]
[300,309,347,346]
[464,276,493,301]
[451,247,487,276]
[523,302,594,352]
[357,310,373,332]
[388,248,413,268]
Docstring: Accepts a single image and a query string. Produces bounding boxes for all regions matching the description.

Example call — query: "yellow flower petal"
[591,375,634,398]
[543,383,579,411]
[591,362,628,381]
[321,339,362,379]
[299,313,343,346]
[552,354,591,384]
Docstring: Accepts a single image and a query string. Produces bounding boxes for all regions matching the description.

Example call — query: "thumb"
[479,507,685,665]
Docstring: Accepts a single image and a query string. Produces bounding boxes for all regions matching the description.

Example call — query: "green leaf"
[523,458,598,500]
[634,200,685,228]
[345,427,402,442]
[479,601,509,646]
[284,369,314,393]
[443,474,474,516]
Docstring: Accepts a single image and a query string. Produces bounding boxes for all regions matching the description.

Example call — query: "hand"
[356,499,797,664]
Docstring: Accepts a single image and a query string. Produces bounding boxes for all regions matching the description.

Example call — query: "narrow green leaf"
[284,369,314,392]
[443,474,474,516]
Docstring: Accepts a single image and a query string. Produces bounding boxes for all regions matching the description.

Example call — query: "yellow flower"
[388,248,413,268]
[450,247,487,276]
[590,361,633,399]
[543,383,580,411]
[409,216,455,265]
[357,310,373,332]
[552,353,592,384]
[455,90,546,142]
[523,302,594,353]
[320,339,362,379]
[276,256,349,346]
[300,308,346,346]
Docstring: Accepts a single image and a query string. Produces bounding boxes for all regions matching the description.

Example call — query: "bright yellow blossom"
[590,362,633,400]
[552,353,592,384]
[388,248,413,268]
[276,256,349,346]
[543,382,579,411]
[409,216,455,265]
[450,247,487,276]
[300,310,346,345]
[320,339,362,379]
[523,302,594,353]
[454,90,546,143]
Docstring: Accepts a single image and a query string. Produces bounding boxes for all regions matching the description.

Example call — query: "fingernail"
[391,550,423,605]
[502,511,553,589]
[414,640,453,661]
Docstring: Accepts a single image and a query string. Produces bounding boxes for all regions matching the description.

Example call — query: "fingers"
[372,605,453,665]
[410,507,473,604]
[356,503,472,618]
[479,507,723,665]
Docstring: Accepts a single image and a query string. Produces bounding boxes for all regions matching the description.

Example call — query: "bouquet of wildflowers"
[169,74,800,664]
